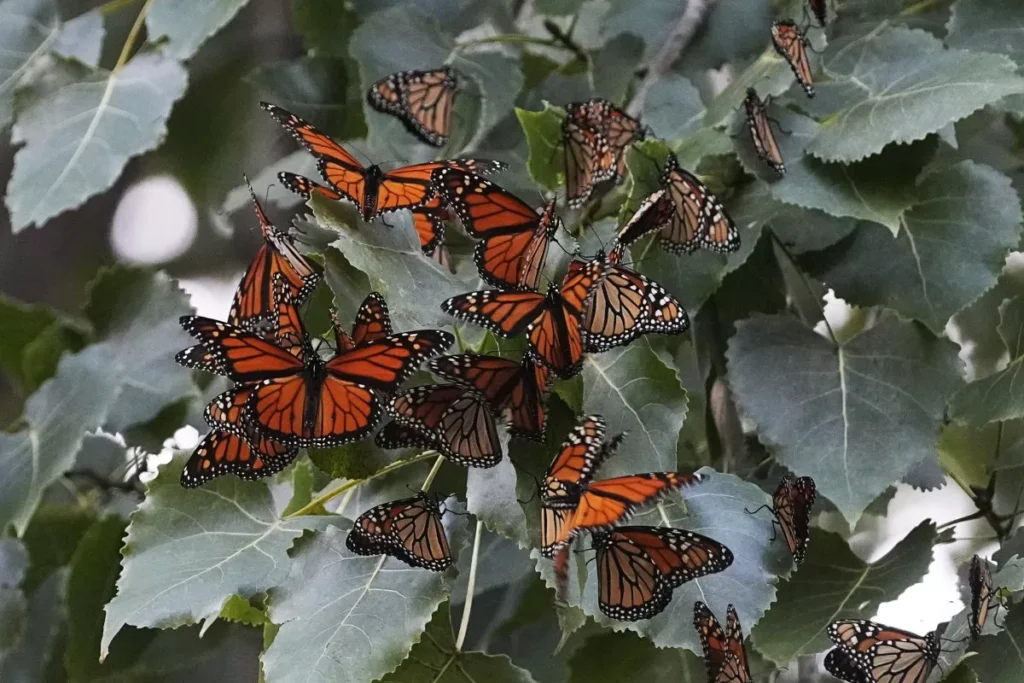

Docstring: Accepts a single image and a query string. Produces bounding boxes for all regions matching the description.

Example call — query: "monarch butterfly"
[592,526,733,621]
[743,89,785,175]
[771,20,814,97]
[969,555,1003,639]
[567,253,689,352]
[367,67,458,147]
[808,0,827,26]
[228,179,322,335]
[694,602,753,683]
[612,189,675,253]
[440,258,603,379]
[660,153,740,254]
[180,429,298,488]
[278,172,452,264]
[825,620,940,683]
[566,99,647,182]
[748,475,816,564]
[376,384,501,468]
[346,492,452,571]
[332,292,393,352]
[262,102,504,221]
[429,353,551,440]
[178,294,452,448]
[433,168,558,291]
[563,113,616,208]
[541,415,702,556]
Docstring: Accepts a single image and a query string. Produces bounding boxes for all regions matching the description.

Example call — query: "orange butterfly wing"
[744,89,785,175]
[181,430,297,488]
[771,20,814,97]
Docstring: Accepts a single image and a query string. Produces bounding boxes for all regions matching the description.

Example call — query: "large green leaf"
[262,525,452,683]
[567,630,705,683]
[52,9,103,67]
[640,73,704,141]
[0,570,65,681]
[466,435,528,547]
[807,27,1024,162]
[100,453,328,657]
[0,0,60,129]
[0,268,194,536]
[0,539,28,665]
[727,313,962,523]
[728,181,857,255]
[581,341,688,474]
[946,0,1024,63]
[813,161,1022,333]
[6,53,188,231]
[515,104,565,191]
[750,522,938,663]
[970,605,1024,683]
[551,471,791,652]
[380,602,538,683]
[146,0,253,60]
[0,295,84,395]
[951,295,1024,424]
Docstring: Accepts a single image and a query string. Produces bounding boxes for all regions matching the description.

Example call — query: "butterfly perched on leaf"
[376,384,502,468]
[659,153,739,254]
[825,620,940,683]
[565,98,647,183]
[367,67,459,147]
[694,602,753,683]
[180,429,298,489]
[440,257,604,379]
[433,168,558,291]
[591,526,733,621]
[562,108,616,208]
[540,415,702,556]
[748,474,816,564]
[743,89,785,175]
[278,172,453,265]
[262,102,504,222]
[346,492,453,571]
[429,353,551,440]
[771,20,814,97]
[567,251,689,353]
[969,554,1005,640]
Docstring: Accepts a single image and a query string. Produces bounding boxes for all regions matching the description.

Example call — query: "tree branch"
[627,0,719,116]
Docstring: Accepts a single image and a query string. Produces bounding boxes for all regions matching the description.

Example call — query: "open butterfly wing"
[593,528,673,621]
[411,195,448,258]
[526,258,602,378]
[388,384,501,468]
[177,316,305,382]
[351,293,393,346]
[582,262,689,352]
[326,330,453,390]
[181,430,297,488]
[278,172,343,201]
[827,621,938,683]
[389,494,453,571]
[442,290,547,337]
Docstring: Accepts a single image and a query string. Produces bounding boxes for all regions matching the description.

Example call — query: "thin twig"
[421,454,446,492]
[113,0,153,74]
[542,20,588,62]
[627,0,719,116]
[455,520,484,651]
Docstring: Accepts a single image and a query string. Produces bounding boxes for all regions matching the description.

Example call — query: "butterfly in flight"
[743,89,785,175]
[825,620,940,683]
[440,257,603,379]
[376,384,502,468]
[567,251,689,353]
[694,602,753,683]
[277,172,453,266]
[565,98,647,182]
[178,288,452,448]
[592,526,733,621]
[747,474,816,564]
[367,67,459,147]
[771,20,814,97]
[433,168,558,291]
[346,492,452,571]
[262,102,504,222]
[541,415,702,556]
[429,353,551,441]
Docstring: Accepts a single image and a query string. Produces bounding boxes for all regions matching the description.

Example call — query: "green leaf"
[381,602,538,683]
[641,73,705,141]
[807,27,1024,163]
[466,434,526,546]
[536,0,583,14]
[729,182,857,255]
[0,0,60,129]
[515,105,565,191]
[100,453,328,658]
[703,49,809,129]
[567,630,705,683]
[833,0,954,37]
[21,504,95,592]
[218,595,267,626]
[946,0,1024,64]
[969,604,1024,682]
[450,52,525,152]
[581,341,688,473]
[6,53,188,231]
[0,570,65,681]
[293,0,360,56]
[601,0,690,61]
[313,196,484,342]
[0,268,194,535]
[146,0,253,60]
[262,525,452,683]
[554,471,791,651]
[308,440,396,480]
[750,521,939,663]
[0,539,28,663]
[0,295,82,394]
[938,422,1003,491]
[813,161,1022,333]
[52,9,103,67]
[951,295,1024,424]
[727,313,962,523]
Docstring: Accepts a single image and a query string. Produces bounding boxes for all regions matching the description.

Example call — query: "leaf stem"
[455,520,483,651]
[113,0,153,74]
[99,0,141,15]
[766,228,839,346]
[421,454,446,491]
[453,34,568,54]
[284,451,438,518]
